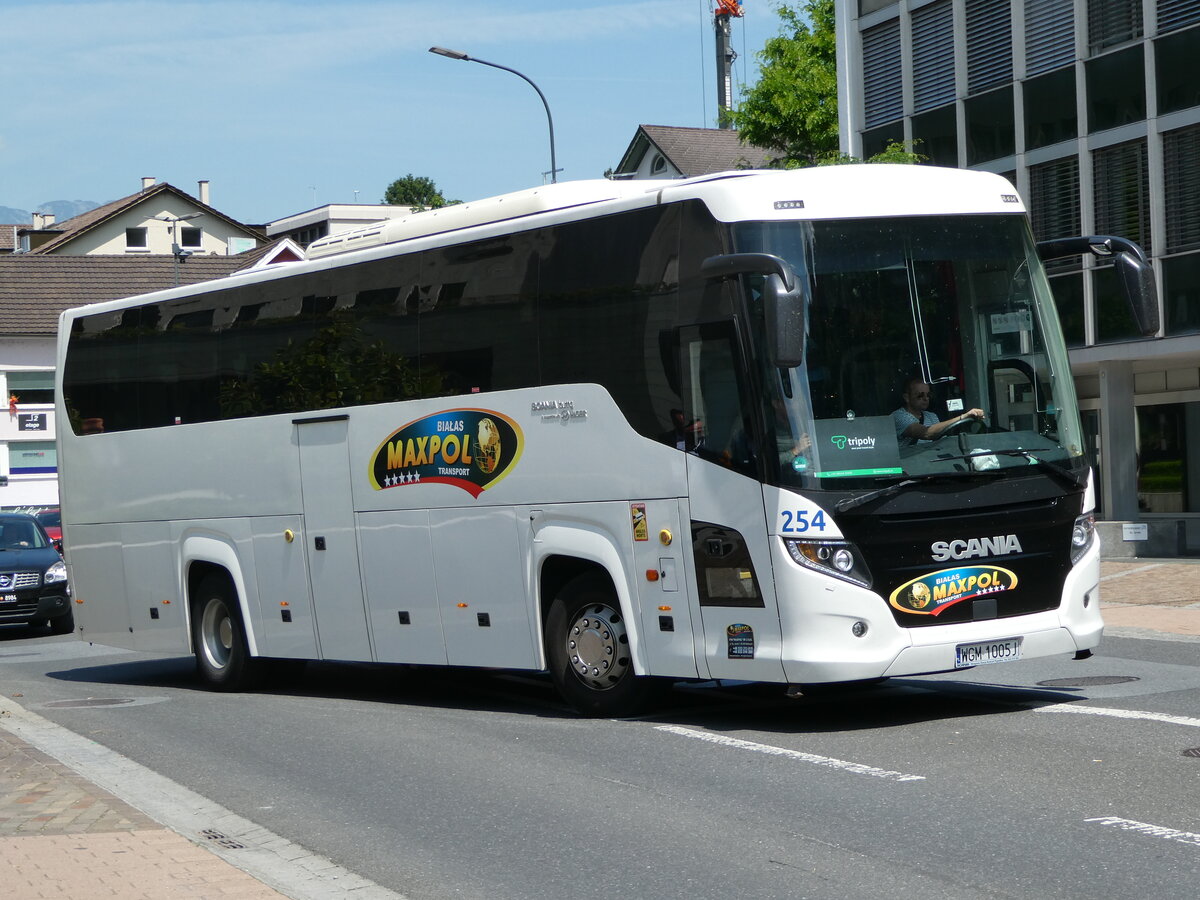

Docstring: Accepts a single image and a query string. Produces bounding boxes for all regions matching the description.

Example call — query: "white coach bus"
[56,166,1157,715]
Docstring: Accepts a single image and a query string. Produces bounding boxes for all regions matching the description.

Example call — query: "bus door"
[679,323,787,683]
[296,416,373,661]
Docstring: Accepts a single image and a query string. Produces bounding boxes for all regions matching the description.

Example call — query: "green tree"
[731,1,839,166]
[382,174,448,210]
[220,315,443,417]
[732,1,922,167]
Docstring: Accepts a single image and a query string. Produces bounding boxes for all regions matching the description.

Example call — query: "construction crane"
[714,0,744,128]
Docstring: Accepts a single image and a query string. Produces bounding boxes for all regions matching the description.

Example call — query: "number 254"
[780,510,826,533]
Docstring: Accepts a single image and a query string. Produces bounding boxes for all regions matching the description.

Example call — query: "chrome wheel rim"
[566,602,630,691]
[200,600,233,671]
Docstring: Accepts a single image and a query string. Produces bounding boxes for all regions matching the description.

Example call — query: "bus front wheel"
[192,576,259,691]
[546,574,656,717]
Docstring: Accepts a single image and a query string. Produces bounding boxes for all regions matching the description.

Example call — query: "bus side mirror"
[701,252,809,368]
[1036,235,1159,336]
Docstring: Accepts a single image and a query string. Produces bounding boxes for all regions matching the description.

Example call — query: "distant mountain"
[40,199,100,221]
[0,199,100,225]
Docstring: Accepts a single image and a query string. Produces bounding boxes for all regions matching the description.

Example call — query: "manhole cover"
[41,698,137,709]
[1037,676,1140,687]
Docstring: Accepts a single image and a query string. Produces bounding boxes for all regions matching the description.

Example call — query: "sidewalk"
[1,560,1196,899]
[0,724,289,899]
[1099,558,1200,637]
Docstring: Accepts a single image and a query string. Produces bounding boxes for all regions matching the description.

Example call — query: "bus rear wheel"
[546,574,655,717]
[192,575,260,691]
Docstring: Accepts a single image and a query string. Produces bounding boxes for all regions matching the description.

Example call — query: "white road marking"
[655,724,926,782]
[1099,563,1165,581]
[1086,816,1200,848]
[1036,704,1200,729]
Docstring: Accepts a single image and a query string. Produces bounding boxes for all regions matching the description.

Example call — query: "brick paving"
[0,559,1195,898]
[0,727,288,899]
[1100,559,1200,636]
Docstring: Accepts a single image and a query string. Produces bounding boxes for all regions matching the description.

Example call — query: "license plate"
[955,637,1022,668]
[0,594,16,604]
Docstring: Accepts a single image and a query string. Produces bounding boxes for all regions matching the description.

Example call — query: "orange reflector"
[457,602,469,608]
[162,599,171,604]
[280,601,290,607]
[645,569,659,582]
[658,605,672,611]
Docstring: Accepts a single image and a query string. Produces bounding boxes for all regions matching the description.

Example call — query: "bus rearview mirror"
[701,252,809,368]
[1036,235,1159,337]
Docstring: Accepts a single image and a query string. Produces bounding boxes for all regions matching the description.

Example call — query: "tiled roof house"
[17,178,263,257]
[613,125,775,179]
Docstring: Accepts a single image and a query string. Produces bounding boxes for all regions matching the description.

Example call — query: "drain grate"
[201,829,247,850]
[1037,676,1140,687]
[1183,748,1200,758]
[41,698,137,708]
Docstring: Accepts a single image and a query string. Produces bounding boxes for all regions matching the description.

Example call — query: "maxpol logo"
[369,409,523,498]
[889,565,1018,616]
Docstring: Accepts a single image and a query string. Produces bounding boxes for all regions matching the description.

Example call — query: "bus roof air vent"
[306,180,657,259]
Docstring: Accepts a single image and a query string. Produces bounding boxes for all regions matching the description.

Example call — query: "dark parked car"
[0,513,72,634]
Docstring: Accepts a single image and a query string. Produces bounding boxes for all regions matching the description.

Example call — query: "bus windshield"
[734,214,1086,491]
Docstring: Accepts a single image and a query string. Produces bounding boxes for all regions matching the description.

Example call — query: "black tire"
[546,573,658,717]
[191,574,261,691]
[48,608,75,635]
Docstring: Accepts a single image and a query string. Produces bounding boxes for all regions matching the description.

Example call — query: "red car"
[34,508,61,546]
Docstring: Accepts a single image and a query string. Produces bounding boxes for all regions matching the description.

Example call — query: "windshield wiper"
[836,477,928,512]
[941,448,1087,489]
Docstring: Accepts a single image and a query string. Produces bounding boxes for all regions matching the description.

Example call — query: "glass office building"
[836,0,1200,553]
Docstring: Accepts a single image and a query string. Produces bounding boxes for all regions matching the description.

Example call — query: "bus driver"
[893,376,984,447]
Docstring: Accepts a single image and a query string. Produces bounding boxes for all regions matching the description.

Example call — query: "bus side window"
[678,322,754,474]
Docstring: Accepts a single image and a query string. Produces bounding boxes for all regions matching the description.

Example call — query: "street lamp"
[156,212,203,284]
[429,46,560,184]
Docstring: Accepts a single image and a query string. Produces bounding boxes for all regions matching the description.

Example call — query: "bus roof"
[57,167,1024,323]
[306,166,1023,260]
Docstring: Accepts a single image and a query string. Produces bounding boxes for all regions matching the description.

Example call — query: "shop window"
[1048,272,1085,348]
[861,123,905,160]
[1136,402,1200,514]
[965,87,1015,164]
[1156,27,1200,114]
[1093,139,1151,251]
[1024,68,1077,150]
[1163,252,1200,336]
[1086,46,1145,132]
[1092,265,1140,344]
[910,105,958,167]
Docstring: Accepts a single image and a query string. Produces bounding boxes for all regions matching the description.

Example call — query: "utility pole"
[714,0,744,128]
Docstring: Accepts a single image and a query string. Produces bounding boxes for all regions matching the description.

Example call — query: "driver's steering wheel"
[941,414,985,437]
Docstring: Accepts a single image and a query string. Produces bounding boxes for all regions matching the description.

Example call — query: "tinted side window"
[538,205,683,440]
[419,233,539,396]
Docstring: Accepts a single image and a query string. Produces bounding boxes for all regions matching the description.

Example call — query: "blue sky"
[1,0,785,224]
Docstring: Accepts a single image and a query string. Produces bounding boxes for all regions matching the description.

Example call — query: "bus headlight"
[784,538,872,588]
[1070,512,1095,564]
[45,560,68,585]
